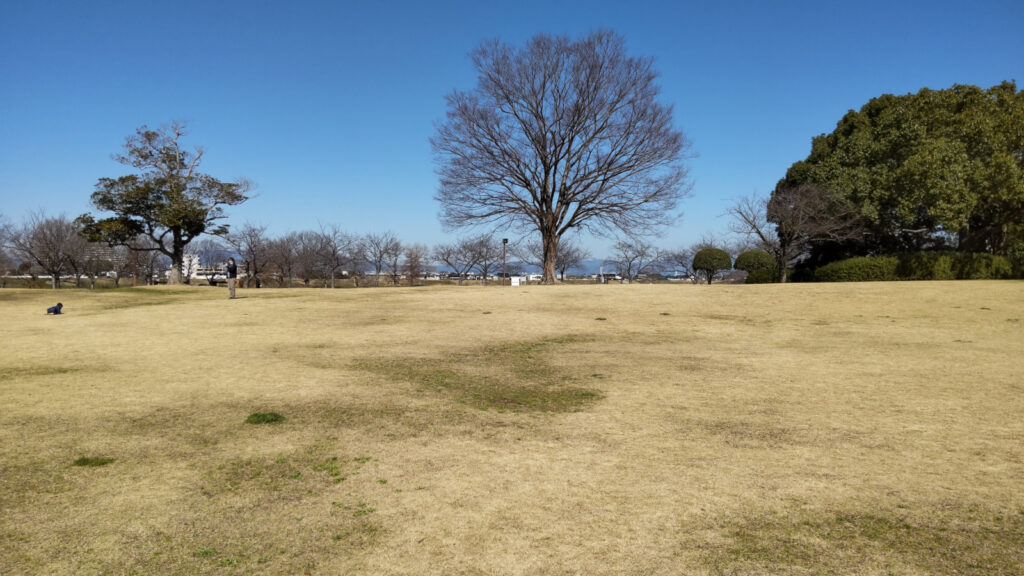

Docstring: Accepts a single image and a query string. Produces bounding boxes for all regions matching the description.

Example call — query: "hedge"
[816,252,1014,282]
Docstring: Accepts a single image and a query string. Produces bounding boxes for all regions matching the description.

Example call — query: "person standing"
[226,257,238,299]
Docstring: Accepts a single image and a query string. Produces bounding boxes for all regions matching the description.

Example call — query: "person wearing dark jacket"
[226,258,238,299]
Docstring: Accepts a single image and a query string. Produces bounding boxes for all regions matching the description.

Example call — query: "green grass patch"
[72,456,116,467]
[355,335,603,413]
[245,412,285,424]
[710,506,1024,575]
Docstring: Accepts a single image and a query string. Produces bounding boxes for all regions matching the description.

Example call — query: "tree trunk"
[51,273,60,289]
[541,232,559,284]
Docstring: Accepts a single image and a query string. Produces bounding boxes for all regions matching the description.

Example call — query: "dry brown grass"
[1,281,1022,575]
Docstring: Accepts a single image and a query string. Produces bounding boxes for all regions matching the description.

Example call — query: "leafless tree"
[403,243,430,286]
[294,231,323,286]
[727,187,862,282]
[317,224,358,288]
[64,230,90,287]
[226,223,271,288]
[121,235,169,284]
[468,235,504,285]
[108,245,133,287]
[433,238,480,285]
[363,231,401,287]
[267,232,300,287]
[433,30,691,284]
[192,237,229,285]
[9,212,78,289]
[605,237,662,282]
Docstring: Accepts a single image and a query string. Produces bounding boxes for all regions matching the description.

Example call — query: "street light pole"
[502,238,508,286]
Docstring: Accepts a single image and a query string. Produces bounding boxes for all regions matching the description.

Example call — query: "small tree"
[363,231,401,287]
[469,235,503,285]
[692,248,732,284]
[403,243,430,286]
[227,223,271,288]
[433,238,480,285]
[606,238,661,282]
[9,212,78,289]
[267,233,300,287]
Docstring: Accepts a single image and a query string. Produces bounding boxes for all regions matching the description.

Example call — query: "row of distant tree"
[0,209,758,288]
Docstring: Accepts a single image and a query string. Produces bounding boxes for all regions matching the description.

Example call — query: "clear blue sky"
[2,0,1022,258]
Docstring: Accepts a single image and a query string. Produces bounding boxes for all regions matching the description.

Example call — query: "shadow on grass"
[354,335,604,413]
[707,505,1024,575]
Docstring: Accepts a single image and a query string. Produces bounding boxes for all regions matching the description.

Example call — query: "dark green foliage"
[895,252,956,280]
[815,257,899,282]
[778,82,1024,255]
[744,269,778,284]
[78,123,249,284]
[951,253,1013,279]
[1010,242,1024,278]
[734,250,775,273]
[817,253,1013,282]
[692,248,732,284]
[72,456,115,467]
[735,250,777,283]
[245,412,285,424]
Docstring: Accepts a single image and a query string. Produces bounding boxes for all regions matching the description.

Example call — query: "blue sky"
[2,0,1022,258]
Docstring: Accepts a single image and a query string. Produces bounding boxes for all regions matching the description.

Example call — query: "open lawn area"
[1,282,1023,575]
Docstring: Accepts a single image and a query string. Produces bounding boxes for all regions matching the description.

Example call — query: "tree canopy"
[777,82,1024,255]
[433,30,691,284]
[692,248,731,284]
[79,123,250,284]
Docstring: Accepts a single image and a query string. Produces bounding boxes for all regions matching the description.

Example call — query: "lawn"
[1,282,1022,575]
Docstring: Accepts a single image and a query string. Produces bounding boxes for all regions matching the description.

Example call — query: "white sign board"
[511,276,521,286]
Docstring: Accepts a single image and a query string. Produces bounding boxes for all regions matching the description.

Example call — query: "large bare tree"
[433,30,691,284]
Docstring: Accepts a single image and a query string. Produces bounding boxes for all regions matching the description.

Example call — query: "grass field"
[1,282,1022,575]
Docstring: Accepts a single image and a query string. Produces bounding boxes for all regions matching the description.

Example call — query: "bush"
[895,252,956,280]
[952,253,1013,279]
[815,256,898,282]
[744,269,777,284]
[692,248,732,284]
[1010,242,1024,278]
[734,250,775,273]
[817,252,1014,282]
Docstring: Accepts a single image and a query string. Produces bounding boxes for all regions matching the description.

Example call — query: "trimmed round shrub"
[692,248,732,284]
[734,250,775,273]
[734,250,776,283]
[815,256,898,282]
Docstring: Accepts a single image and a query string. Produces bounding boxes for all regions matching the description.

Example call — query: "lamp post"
[502,238,508,286]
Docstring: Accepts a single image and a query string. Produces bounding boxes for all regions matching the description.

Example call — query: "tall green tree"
[778,82,1024,255]
[79,123,250,284]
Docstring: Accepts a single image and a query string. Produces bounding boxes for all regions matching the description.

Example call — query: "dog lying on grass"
[46,303,63,315]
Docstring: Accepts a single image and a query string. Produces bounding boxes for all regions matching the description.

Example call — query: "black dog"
[46,303,63,315]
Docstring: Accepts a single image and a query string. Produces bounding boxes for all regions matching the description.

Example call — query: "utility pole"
[502,238,508,286]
